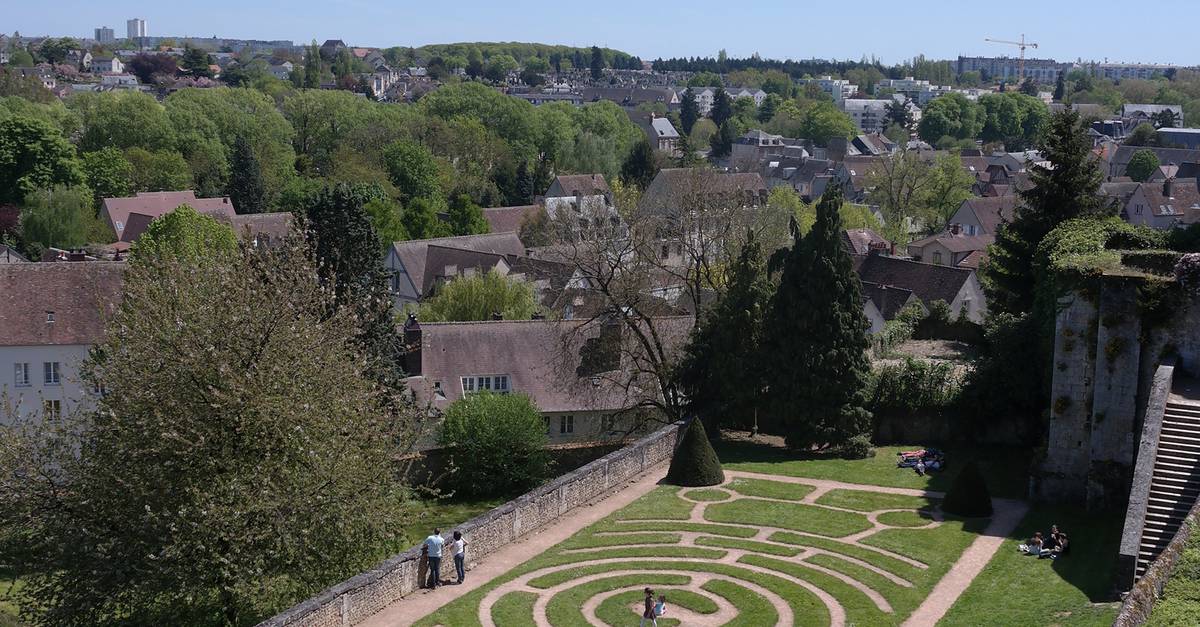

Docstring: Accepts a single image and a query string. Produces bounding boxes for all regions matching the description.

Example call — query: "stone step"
[1149,486,1200,499]
[1159,426,1200,439]
[1157,450,1200,463]
[1164,402,1200,414]
[1150,476,1200,490]
[1157,434,1200,449]
[1151,466,1200,479]
[1163,416,1200,428]
[1154,459,1200,473]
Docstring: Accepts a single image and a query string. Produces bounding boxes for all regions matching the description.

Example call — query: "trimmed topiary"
[666,419,725,487]
[942,460,993,518]
[839,433,875,460]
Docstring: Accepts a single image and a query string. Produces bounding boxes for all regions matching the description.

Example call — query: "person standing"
[640,587,657,627]
[422,528,445,588]
[451,530,468,584]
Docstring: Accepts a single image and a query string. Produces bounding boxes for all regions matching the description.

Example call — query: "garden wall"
[400,440,627,489]
[257,421,685,627]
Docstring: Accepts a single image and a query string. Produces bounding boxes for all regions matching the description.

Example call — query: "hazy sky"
[8,0,1199,65]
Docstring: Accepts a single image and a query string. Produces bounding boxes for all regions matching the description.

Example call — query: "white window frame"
[14,363,30,387]
[560,414,574,435]
[462,374,511,395]
[43,361,61,386]
[43,399,61,421]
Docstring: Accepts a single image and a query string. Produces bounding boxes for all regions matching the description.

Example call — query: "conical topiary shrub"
[666,419,725,487]
[942,460,993,517]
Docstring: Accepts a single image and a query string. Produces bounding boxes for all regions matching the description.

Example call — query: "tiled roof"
[225,212,295,241]
[100,191,236,242]
[854,254,973,307]
[0,262,124,346]
[957,249,987,269]
[406,317,694,413]
[390,232,526,297]
[959,196,1017,235]
[640,168,768,214]
[841,228,891,256]
[421,245,509,297]
[1142,179,1200,217]
[907,233,994,255]
[860,281,916,320]
[548,174,610,198]
[481,205,539,234]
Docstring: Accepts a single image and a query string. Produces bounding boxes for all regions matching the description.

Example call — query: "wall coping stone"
[1117,359,1176,591]
[257,420,685,627]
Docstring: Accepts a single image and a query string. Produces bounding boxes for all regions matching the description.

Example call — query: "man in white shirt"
[422,528,445,588]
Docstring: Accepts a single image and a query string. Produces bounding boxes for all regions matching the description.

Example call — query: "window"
[560,415,574,435]
[14,363,30,387]
[43,362,60,386]
[461,375,511,395]
[43,399,61,421]
[45,311,55,323]
[660,244,669,260]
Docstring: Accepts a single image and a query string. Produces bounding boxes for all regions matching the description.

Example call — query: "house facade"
[0,262,124,424]
[855,254,987,323]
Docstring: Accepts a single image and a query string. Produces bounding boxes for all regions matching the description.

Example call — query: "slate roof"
[1110,146,1200,177]
[481,205,540,234]
[0,245,27,264]
[225,212,295,241]
[1142,179,1200,217]
[957,250,987,269]
[0,262,124,346]
[860,281,917,320]
[405,317,693,413]
[650,117,679,139]
[854,254,973,307]
[640,168,768,214]
[100,191,236,242]
[907,233,995,254]
[547,174,610,198]
[390,232,526,297]
[958,196,1018,235]
[841,228,891,256]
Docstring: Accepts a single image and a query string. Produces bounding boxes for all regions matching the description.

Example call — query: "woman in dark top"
[641,587,657,627]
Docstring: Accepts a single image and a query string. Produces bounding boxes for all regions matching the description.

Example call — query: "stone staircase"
[1138,399,1200,578]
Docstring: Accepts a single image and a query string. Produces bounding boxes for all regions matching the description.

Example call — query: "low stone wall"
[1113,500,1200,626]
[1117,360,1176,591]
[257,421,685,627]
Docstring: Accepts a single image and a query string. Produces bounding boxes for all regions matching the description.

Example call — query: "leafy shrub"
[942,460,993,517]
[666,419,725,487]
[868,357,962,416]
[871,302,925,357]
[839,433,875,459]
[1175,252,1200,294]
[927,299,952,324]
[439,392,552,497]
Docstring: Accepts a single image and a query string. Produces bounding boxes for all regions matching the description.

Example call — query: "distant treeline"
[652,54,957,84]
[401,42,643,71]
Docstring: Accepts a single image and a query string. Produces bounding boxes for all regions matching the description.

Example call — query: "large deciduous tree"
[383,139,442,203]
[439,392,551,497]
[17,186,103,253]
[1126,148,1161,183]
[128,204,238,261]
[0,115,83,203]
[0,236,418,626]
[418,269,538,322]
[762,184,871,450]
[79,147,133,205]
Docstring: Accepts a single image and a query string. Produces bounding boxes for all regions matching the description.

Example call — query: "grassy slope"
[938,506,1123,626]
[1149,520,1200,625]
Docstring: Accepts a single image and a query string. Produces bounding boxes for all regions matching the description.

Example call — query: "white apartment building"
[126,18,146,40]
[841,99,891,133]
[0,262,124,425]
[797,76,858,105]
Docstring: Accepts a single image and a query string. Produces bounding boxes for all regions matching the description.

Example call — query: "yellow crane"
[984,34,1040,82]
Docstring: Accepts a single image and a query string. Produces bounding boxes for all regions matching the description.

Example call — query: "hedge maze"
[415,470,988,627]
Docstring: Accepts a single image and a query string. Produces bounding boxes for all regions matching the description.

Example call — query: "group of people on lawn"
[1019,524,1070,560]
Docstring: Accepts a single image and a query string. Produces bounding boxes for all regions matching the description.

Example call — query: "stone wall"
[1113,499,1200,626]
[257,421,685,627]
[1116,361,1175,591]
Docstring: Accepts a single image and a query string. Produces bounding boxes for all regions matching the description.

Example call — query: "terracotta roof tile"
[0,262,124,346]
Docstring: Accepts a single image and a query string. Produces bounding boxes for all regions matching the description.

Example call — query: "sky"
[7,0,1200,66]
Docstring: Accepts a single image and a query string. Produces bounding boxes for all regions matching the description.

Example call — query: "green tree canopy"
[0,115,83,203]
[446,194,490,236]
[417,269,538,322]
[1126,148,1161,182]
[439,392,551,497]
[620,137,659,190]
[80,147,133,205]
[762,184,872,450]
[383,139,443,203]
[227,135,266,214]
[0,237,419,625]
[680,87,700,135]
[128,204,238,263]
[363,197,409,244]
[17,185,103,253]
[800,101,856,147]
[124,148,192,192]
[917,93,982,143]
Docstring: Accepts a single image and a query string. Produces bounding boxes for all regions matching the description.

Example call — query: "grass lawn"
[725,477,817,501]
[1149,520,1200,625]
[594,586,714,627]
[704,498,873,537]
[715,439,1031,498]
[816,488,940,513]
[939,505,1123,626]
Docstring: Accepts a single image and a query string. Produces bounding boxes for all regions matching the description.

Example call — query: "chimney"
[402,313,422,376]
[950,223,961,235]
[1164,177,1174,198]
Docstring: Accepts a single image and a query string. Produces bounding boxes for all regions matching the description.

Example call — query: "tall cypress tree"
[711,89,733,127]
[515,160,534,205]
[303,184,405,387]
[590,46,604,80]
[304,41,322,88]
[762,184,871,450]
[228,136,266,215]
[680,88,700,135]
[678,233,773,433]
[620,137,659,189]
[1052,72,1066,102]
[983,108,1111,316]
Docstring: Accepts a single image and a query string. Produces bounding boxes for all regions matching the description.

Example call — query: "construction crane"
[984,34,1040,82]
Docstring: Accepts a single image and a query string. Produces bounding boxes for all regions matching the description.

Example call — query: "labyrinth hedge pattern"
[413,470,984,627]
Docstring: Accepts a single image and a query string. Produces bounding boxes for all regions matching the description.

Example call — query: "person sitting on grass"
[655,594,667,618]
[1048,532,1069,559]
[1042,525,1060,553]
[1019,532,1043,555]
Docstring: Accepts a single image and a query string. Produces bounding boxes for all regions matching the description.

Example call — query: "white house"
[90,56,124,74]
[855,254,987,323]
[0,262,124,424]
[841,99,891,133]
